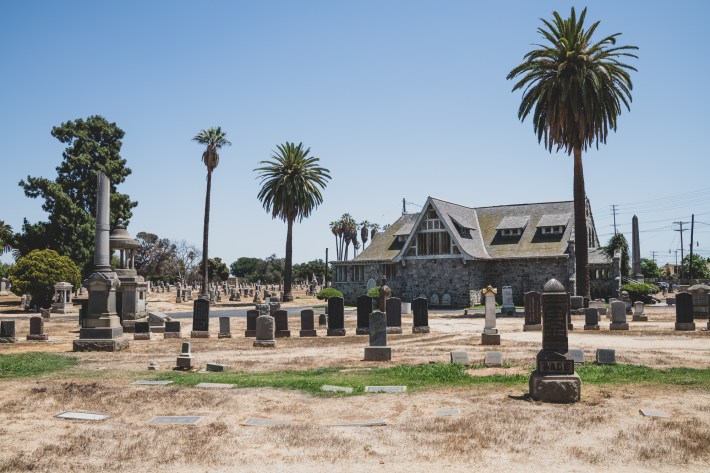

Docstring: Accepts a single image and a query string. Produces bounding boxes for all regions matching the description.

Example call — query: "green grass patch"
[152,362,710,396]
[0,353,78,379]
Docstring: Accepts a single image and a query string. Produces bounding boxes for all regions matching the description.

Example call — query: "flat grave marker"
[54,411,110,421]
[364,386,407,393]
[435,409,461,416]
[596,348,616,365]
[484,351,503,367]
[567,349,585,365]
[450,351,469,365]
[195,382,234,389]
[639,409,669,418]
[320,385,354,393]
[241,418,293,426]
[149,416,203,425]
[332,419,387,427]
[133,380,173,386]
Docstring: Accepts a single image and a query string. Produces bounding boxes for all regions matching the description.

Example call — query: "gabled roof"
[419,198,489,260]
[351,213,418,262]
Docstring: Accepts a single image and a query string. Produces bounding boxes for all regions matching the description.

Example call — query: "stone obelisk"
[631,215,644,282]
[73,171,129,352]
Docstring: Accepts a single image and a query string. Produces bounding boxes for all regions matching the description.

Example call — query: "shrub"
[316,287,343,300]
[620,282,659,304]
[9,249,81,308]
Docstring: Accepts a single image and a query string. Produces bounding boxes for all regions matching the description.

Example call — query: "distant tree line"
[230,255,326,285]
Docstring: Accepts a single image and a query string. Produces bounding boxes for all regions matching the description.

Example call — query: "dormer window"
[501,228,523,237]
[536,214,571,237]
[541,226,565,235]
[496,215,529,239]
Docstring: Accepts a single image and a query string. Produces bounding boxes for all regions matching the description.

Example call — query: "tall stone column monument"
[73,171,129,352]
[631,215,644,282]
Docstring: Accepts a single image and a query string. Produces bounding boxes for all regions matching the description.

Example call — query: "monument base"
[355,327,370,335]
[609,323,629,330]
[275,330,291,338]
[529,371,581,403]
[364,346,391,361]
[675,322,696,331]
[27,334,49,341]
[253,340,276,348]
[501,306,516,316]
[133,333,151,341]
[73,338,130,352]
[481,333,501,345]
[244,330,256,338]
[0,337,17,343]
[327,329,346,336]
[164,333,182,339]
[176,355,193,369]
[632,315,648,322]
[79,327,123,339]
[150,326,165,333]
[218,333,233,339]
[386,327,402,334]
[412,326,430,334]
[583,325,600,331]
[299,330,317,337]
[190,331,210,338]
[523,324,542,332]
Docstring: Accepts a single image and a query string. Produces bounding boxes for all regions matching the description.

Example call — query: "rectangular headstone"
[300,309,314,331]
[148,312,167,326]
[356,295,372,332]
[435,409,461,416]
[386,297,402,328]
[54,411,110,421]
[611,301,627,323]
[274,309,290,337]
[219,316,231,334]
[134,321,150,333]
[192,299,209,332]
[675,292,694,324]
[566,348,585,365]
[29,316,44,335]
[0,321,16,338]
[165,321,181,333]
[149,416,203,425]
[327,296,345,332]
[364,386,407,393]
[412,297,429,328]
[570,295,584,310]
[524,291,541,325]
[450,351,469,365]
[595,348,616,365]
[368,311,387,347]
[484,351,503,367]
[245,310,259,337]
[584,308,599,326]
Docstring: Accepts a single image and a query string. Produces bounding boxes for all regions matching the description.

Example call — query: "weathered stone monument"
[583,308,599,330]
[501,286,515,315]
[164,321,182,339]
[631,215,644,282]
[218,316,232,338]
[253,314,276,347]
[632,301,647,322]
[73,171,128,352]
[481,286,500,345]
[529,279,581,403]
[687,284,710,320]
[620,291,632,314]
[675,292,695,331]
[412,297,430,333]
[610,300,629,330]
[0,321,17,343]
[327,296,346,336]
[51,282,77,314]
[134,321,151,340]
[176,342,194,370]
[364,310,391,361]
[299,309,317,337]
[378,276,391,312]
[244,310,258,337]
[109,221,148,332]
[274,310,291,338]
[27,316,48,341]
[191,299,210,338]
[356,295,371,335]
[385,297,402,334]
[523,291,542,331]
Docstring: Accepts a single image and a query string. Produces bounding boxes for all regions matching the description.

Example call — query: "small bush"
[10,249,81,308]
[316,287,343,300]
[620,282,659,303]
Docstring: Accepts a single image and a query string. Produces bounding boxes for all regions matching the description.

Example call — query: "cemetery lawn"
[0,353,77,379]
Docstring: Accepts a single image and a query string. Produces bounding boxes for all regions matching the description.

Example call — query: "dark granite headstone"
[412,297,429,333]
[675,292,695,330]
[274,310,290,337]
[218,316,232,338]
[134,321,150,333]
[0,321,17,341]
[165,321,181,335]
[356,295,372,335]
[369,311,387,347]
[245,310,258,337]
[327,296,345,336]
[29,316,44,335]
[537,281,574,375]
[386,297,402,333]
[524,291,541,325]
[566,292,573,329]
[299,309,316,337]
[192,299,209,332]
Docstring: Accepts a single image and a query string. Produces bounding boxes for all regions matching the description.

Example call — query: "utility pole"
[402,198,406,215]
[689,214,695,280]
[650,251,658,263]
[611,205,619,235]
[324,248,329,287]
[674,221,689,281]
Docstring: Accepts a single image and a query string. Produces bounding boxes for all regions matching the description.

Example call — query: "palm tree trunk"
[283,217,294,302]
[201,168,212,298]
[573,147,590,299]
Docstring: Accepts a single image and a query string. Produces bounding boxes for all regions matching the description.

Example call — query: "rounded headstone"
[543,279,566,293]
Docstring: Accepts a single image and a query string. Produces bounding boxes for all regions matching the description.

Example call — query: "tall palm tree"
[193,127,231,298]
[0,220,13,255]
[507,7,637,299]
[255,142,331,301]
[360,220,371,251]
[370,223,380,242]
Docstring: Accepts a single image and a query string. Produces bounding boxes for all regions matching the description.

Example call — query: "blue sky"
[1,1,709,267]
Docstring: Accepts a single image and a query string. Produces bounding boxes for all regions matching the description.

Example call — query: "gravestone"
[245,310,259,337]
[134,321,151,340]
[176,342,193,369]
[385,297,402,334]
[620,291,632,314]
[378,276,391,312]
[164,321,182,339]
[566,293,573,330]
[566,348,585,365]
[501,286,515,315]
[529,279,581,403]
[148,312,166,333]
[481,286,500,345]
[570,295,584,311]
[356,295,372,335]
[412,297,430,333]
[27,316,48,341]
[441,293,451,306]
[583,308,599,330]
[523,291,542,331]
[254,314,276,347]
[175,287,182,304]
[632,301,648,322]
[675,292,695,331]
[191,299,210,338]
[274,310,291,338]
[366,278,377,292]
[687,284,710,319]
[484,351,503,367]
[430,293,440,305]
[299,309,317,337]
[256,304,269,316]
[610,300,629,330]
[0,321,17,343]
[364,310,391,361]
[595,348,616,365]
[218,316,232,339]
[268,301,280,316]
[327,296,345,336]
[450,351,469,365]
